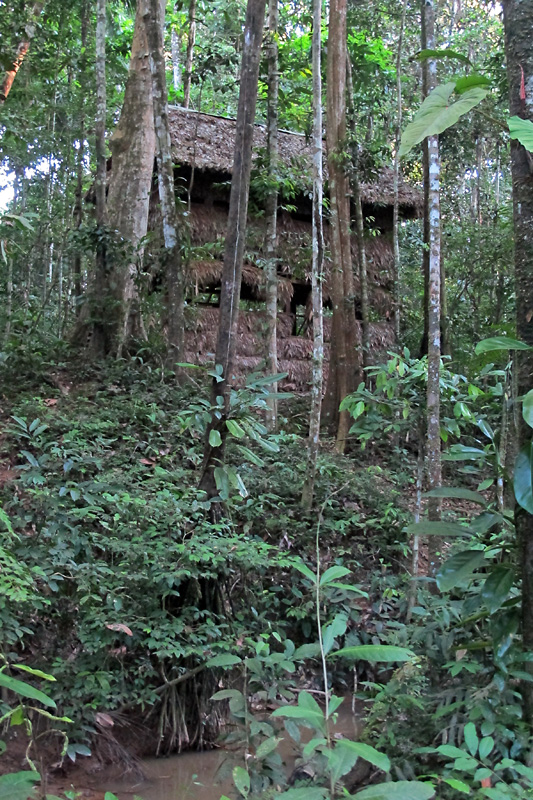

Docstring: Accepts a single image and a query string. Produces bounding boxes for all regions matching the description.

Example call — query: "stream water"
[93,697,361,800]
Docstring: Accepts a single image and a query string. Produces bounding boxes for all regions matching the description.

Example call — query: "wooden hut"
[160,107,421,391]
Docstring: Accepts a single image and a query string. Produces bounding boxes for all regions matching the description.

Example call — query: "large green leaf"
[399,82,488,156]
[232,766,250,798]
[514,445,533,514]
[330,645,415,663]
[0,673,56,709]
[508,116,533,152]
[523,390,533,429]
[352,781,435,800]
[412,48,471,65]
[334,740,391,772]
[481,566,515,613]
[424,487,487,505]
[0,771,39,800]
[436,550,486,592]
[327,743,359,785]
[405,521,474,537]
[206,653,242,668]
[475,336,532,354]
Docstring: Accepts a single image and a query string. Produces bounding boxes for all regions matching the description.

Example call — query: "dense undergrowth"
[1,347,532,799]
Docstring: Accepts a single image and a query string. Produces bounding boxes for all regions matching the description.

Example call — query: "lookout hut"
[160,107,420,391]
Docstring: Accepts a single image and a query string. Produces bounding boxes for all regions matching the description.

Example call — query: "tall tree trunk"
[322,0,358,451]
[301,0,325,510]
[351,146,370,371]
[90,0,108,357]
[502,0,533,727]
[199,0,267,501]
[73,0,88,317]
[264,0,279,431]
[0,2,45,104]
[423,0,442,575]
[144,0,185,373]
[104,0,156,354]
[393,0,408,345]
[183,0,197,109]
[419,3,430,359]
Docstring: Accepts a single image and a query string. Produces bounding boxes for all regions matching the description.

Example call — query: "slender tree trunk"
[419,5,430,359]
[393,0,408,345]
[199,0,267,501]
[264,0,279,430]
[423,0,442,576]
[171,26,182,95]
[322,0,358,451]
[73,0,88,317]
[90,0,108,357]
[301,0,325,510]
[144,0,185,373]
[183,0,197,109]
[0,2,44,104]
[103,0,156,354]
[502,0,533,727]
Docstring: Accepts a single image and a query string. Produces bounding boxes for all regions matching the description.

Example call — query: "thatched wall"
[184,306,394,393]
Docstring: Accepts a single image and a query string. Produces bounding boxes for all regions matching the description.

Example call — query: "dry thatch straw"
[168,106,421,212]
[186,260,294,306]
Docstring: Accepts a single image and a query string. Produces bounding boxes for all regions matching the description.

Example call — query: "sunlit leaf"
[508,116,533,152]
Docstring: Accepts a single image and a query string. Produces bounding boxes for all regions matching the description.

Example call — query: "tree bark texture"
[264,0,280,430]
[503,0,533,726]
[144,0,185,372]
[73,0,88,315]
[183,0,197,109]
[105,0,156,354]
[0,2,44,104]
[199,0,267,499]
[423,0,442,575]
[89,0,108,358]
[393,0,408,345]
[301,0,325,509]
[322,0,358,451]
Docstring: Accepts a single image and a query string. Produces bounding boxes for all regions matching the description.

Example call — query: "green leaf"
[274,789,328,800]
[226,419,246,438]
[424,487,487,506]
[464,722,479,757]
[211,689,243,701]
[443,778,471,794]
[478,736,494,760]
[232,766,250,797]
[292,561,317,583]
[255,736,281,760]
[208,429,222,447]
[352,781,435,800]
[0,673,56,709]
[206,653,242,668]
[508,116,533,152]
[327,743,359,785]
[13,665,56,682]
[455,75,492,93]
[412,48,472,65]
[436,744,470,759]
[475,336,532,354]
[104,794,120,800]
[436,550,486,592]
[335,740,391,772]
[481,567,515,613]
[405,520,474,537]
[0,772,40,800]
[514,445,533,514]
[331,645,415,663]
[319,565,351,586]
[523,390,533,429]
[399,82,488,157]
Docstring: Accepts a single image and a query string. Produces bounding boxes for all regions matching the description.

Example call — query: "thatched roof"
[168,106,421,211]
[186,260,294,305]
